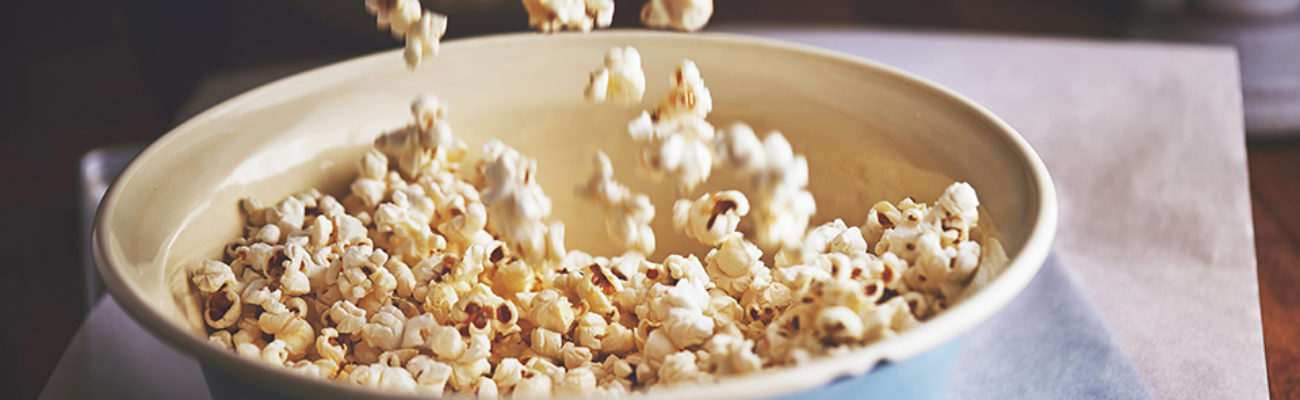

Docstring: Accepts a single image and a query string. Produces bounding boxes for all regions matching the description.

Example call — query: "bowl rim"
[94,29,1057,400]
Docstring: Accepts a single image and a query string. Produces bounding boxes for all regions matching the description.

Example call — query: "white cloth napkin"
[720,26,1266,400]
[951,254,1149,399]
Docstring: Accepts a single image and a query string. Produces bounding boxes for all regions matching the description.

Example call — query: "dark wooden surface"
[1,1,1293,399]
[1250,142,1300,400]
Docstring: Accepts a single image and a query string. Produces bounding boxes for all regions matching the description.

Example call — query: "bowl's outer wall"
[95,31,1052,400]
[200,337,963,400]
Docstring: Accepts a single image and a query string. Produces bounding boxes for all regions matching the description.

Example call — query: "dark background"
[1,1,1295,399]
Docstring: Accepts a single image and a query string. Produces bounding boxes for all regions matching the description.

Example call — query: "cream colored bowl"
[94,30,1056,399]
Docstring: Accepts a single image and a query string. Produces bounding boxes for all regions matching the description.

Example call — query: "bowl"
[94,30,1057,399]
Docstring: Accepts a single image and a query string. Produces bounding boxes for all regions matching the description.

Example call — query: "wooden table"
[1249,142,1300,399]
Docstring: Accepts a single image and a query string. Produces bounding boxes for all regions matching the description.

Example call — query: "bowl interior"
[96,31,1050,399]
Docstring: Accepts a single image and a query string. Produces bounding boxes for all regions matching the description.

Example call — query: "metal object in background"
[80,144,147,311]
[1135,0,1300,138]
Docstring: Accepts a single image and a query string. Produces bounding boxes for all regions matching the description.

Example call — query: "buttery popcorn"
[627,61,717,195]
[522,0,615,33]
[641,0,714,32]
[578,151,656,255]
[366,0,448,69]
[673,190,749,246]
[585,46,647,105]
[194,54,998,397]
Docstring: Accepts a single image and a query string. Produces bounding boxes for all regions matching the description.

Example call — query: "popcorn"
[365,0,448,70]
[407,355,453,394]
[208,330,234,351]
[586,46,646,105]
[641,0,714,32]
[776,219,866,269]
[477,377,500,398]
[574,312,608,350]
[815,306,865,345]
[657,351,707,385]
[204,285,242,329]
[627,61,716,194]
[288,359,340,379]
[195,90,1000,397]
[192,260,236,294]
[560,342,594,369]
[361,305,407,351]
[327,300,368,334]
[334,213,370,245]
[450,358,492,392]
[403,12,448,70]
[559,367,598,394]
[526,290,578,334]
[703,233,767,297]
[934,182,980,237]
[254,224,281,244]
[654,60,713,121]
[522,0,615,33]
[750,132,817,250]
[578,151,656,254]
[375,364,419,393]
[267,196,306,232]
[492,357,526,390]
[316,327,348,364]
[713,123,766,174]
[513,373,554,398]
[258,309,315,356]
[261,339,291,366]
[673,190,749,246]
[375,95,469,180]
[478,139,562,266]
[703,328,761,375]
[429,325,467,360]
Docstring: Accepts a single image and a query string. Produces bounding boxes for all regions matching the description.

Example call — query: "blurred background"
[1,0,1297,399]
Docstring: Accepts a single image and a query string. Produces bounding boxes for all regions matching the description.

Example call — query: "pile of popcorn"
[191,48,992,398]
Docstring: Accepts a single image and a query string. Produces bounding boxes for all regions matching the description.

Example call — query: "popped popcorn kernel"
[673,190,749,246]
[365,0,447,69]
[586,46,646,105]
[522,0,615,33]
[641,0,714,32]
[578,151,656,255]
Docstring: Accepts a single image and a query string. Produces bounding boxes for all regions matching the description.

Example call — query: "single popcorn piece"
[750,132,817,250]
[478,139,564,266]
[672,190,749,246]
[361,305,408,351]
[403,11,449,70]
[713,123,767,174]
[374,95,469,180]
[522,0,615,33]
[653,60,712,121]
[627,112,716,194]
[192,260,236,294]
[626,60,717,194]
[203,285,241,329]
[585,46,646,105]
[328,299,368,334]
[366,0,448,69]
[577,151,656,254]
[703,233,767,297]
[641,0,713,32]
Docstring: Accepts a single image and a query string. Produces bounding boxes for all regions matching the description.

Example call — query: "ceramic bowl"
[94,30,1057,399]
